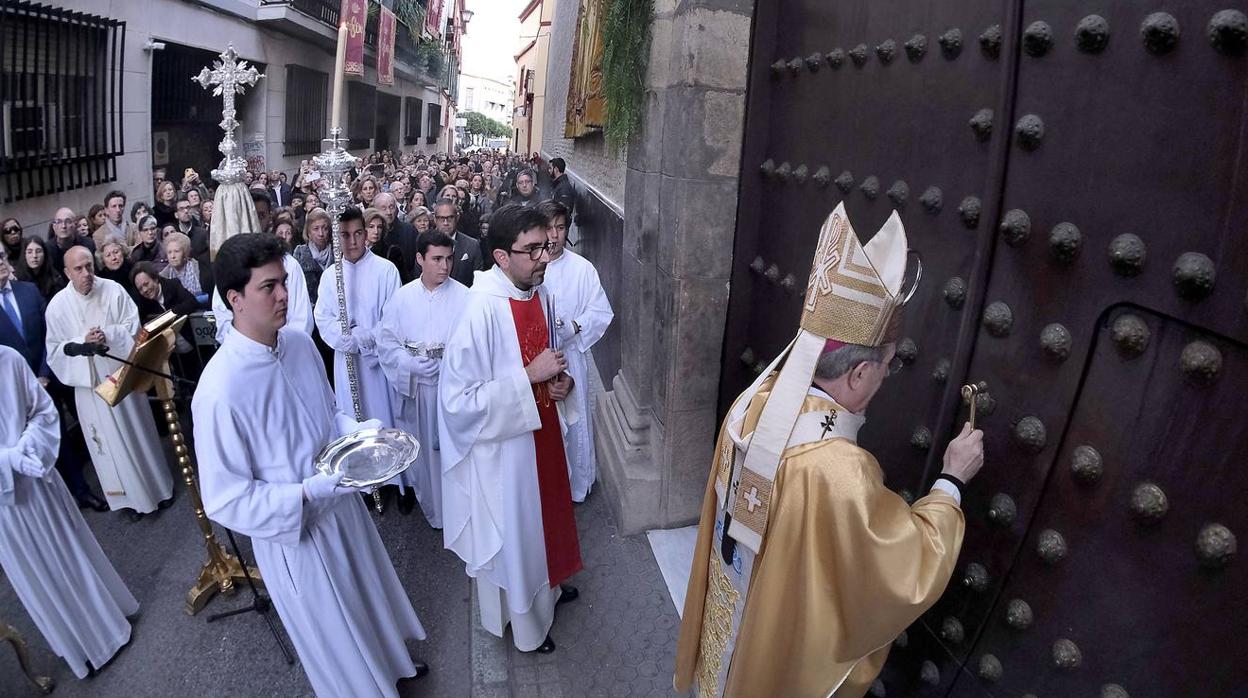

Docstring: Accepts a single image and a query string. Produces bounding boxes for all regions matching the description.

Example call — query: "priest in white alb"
[194,234,428,697]
[1,345,139,679]
[314,206,401,426]
[44,247,173,520]
[376,230,469,523]
[536,201,614,502]
[440,203,583,653]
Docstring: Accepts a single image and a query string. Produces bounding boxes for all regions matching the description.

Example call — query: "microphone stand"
[92,348,291,662]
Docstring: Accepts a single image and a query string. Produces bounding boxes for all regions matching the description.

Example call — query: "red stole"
[509,293,583,587]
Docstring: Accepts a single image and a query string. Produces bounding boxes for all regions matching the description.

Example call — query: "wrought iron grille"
[284,64,328,155]
[404,96,422,144]
[0,1,125,204]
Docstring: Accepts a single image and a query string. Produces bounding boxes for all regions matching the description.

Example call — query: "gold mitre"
[724,202,919,554]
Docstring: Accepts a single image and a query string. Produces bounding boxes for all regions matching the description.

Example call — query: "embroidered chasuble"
[508,294,582,586]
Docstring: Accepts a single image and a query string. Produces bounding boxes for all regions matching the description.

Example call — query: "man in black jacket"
[548,158,576,215]
[372,192,418,283]
[431,199,483,287]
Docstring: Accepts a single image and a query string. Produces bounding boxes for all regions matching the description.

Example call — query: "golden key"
[961,382,985,430]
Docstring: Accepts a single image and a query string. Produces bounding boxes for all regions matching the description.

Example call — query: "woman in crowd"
[153,179,178,228]
[159,231,209,302]
[129,216,168,270]
[14,237,66,301]
[201,199,214,228]
[2,218,22,263]
[437,184,461,208]
[353,175,380,209]
[186,189,205,222]
[273,220,297,253]
[305,191,322,213]
[364,207,387,249]
[409,189,428,212]
[95,238,134,289]
[85,205,106,238]
[292,208,332,305]
[130,201,151,227]
[408,206,431,234]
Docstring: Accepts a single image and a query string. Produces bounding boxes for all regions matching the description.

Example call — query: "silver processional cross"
[193,44,263,184]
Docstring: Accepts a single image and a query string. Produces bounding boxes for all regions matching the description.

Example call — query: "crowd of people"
[0,144,615,695]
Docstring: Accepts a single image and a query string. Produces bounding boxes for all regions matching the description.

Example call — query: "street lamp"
[462,9,474,24]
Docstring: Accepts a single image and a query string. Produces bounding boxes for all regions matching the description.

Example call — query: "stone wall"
[540,0,627,207]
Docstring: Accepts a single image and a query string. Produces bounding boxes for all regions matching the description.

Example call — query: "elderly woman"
[292,208,332,304]
[159,231,207,300]
[15,237,67,301]
[408,206,431,234]
[95,237,134,288]
[129,216,168,270]
[273,219,297,252]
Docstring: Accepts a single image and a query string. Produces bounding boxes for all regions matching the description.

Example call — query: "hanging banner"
[340,0,367,76]
[426,0,444,39]
[378,6,396,86]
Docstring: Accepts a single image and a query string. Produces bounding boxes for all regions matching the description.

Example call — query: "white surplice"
[314,250,401,426]
[375,277,470,528]
[211,253,314,344]
[0,346,138,679]
[439,267,581,651]
[44,278,173,513]
[542,249,614,502]
[193,326,426,698]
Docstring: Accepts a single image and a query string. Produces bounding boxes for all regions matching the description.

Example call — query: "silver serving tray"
[314,428,419,489]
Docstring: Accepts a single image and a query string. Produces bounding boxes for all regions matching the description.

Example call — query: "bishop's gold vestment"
[674,378,965,697]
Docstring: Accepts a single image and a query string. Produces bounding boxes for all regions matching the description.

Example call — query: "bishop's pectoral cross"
[820,410,837,439]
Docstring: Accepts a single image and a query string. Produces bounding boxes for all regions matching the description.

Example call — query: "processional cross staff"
[193,45,262,184]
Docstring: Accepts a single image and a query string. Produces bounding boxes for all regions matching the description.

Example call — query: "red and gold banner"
[340,0,367,76]
[426,0,444,38]
[378,6,396,86]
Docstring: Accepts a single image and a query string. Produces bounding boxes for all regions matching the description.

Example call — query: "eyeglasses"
[52,218,74,225]
[507,240,554,261]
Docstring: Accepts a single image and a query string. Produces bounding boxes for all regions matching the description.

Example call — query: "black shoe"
[78,493,109,512]
[398,489,416,515]
[123,509,145,523]
[412,661,429,679]
[534,635,556,654]
[557,585,579,605]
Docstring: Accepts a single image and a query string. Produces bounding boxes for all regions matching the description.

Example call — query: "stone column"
[595,0,753,534]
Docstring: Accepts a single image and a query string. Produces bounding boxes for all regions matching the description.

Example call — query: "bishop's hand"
[525,348,566,384]
[942,422,985,483]
[85,327,106,345]
[549,373,574,401]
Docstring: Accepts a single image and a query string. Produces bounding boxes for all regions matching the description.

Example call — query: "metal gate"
[722,2,1247,695]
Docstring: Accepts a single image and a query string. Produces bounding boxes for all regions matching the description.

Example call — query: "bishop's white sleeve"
[570,266,613,354]
[102,289,141,356]
[193,397,305,546]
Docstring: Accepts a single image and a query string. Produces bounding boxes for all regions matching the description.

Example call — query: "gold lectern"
[95,311,260,614]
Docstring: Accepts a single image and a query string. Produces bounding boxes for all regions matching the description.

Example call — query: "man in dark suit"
[269,171,294,209]
[548,157,576,215]
[372,192,418,283]
[0,255,107,511]
[432,198,483,287]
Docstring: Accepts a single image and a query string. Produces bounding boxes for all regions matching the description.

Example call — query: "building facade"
[457,71,513,126]
[0,0,466,229]
[512,0,555,156]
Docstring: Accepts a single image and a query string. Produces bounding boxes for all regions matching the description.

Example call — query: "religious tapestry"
[564,0,607,138]
[340,0,367,76]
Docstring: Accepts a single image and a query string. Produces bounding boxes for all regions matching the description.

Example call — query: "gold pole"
[154,366,261,615]
[1,619,54,693]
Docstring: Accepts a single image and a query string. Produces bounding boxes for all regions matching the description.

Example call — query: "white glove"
[412,355,440,380]
[357,330,377,353]
[302,471,351,501]
[358,418,383,431]
[10,447,50,478]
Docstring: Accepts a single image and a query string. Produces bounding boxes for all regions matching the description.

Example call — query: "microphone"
[63,342,109,357]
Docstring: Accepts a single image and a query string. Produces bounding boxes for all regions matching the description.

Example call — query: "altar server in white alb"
[376,230,469,523]
[535,201,614,502]
[440,204,583,654]
[44,247,173,520]
[194,234,428,697]
[211,249,313,344]
[315,206,401,425]
[0,345,139,679]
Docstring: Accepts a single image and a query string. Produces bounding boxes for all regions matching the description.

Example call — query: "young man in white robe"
[211,244,313,345]
[376,230,469,523]
[193,233,428,697]
[314,206,401,427]
[535,201,614,502]
[44,246,173,521]
[0,345,139,679]
[440,203,583,654]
